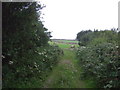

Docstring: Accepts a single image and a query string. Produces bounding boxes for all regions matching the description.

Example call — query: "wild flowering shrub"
[2,45,63,88]
[2,2,64,88]
[76,43,120,88]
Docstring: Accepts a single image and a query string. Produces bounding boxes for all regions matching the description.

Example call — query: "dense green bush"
[76,43,120,88]
[2,2,49,59]
[76,29,118,46]
[2,2,63,88]
[3,45,63,88]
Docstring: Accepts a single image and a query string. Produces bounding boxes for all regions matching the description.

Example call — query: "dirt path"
[42,49,88,88]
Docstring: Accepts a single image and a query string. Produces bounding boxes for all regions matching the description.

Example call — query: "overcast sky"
[39,0,119,39]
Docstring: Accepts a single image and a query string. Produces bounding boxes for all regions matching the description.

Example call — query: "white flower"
[43,59,45,61]
[41,53,44,55]
[34,65,37,68]
[81,46,86,49]
[35,51,38,53]
[38,53,42,55]
[9,61,13,65]
[45,55,47,57]
[2,55,5,58]
[116,46,119,48]
[34,62,37,65]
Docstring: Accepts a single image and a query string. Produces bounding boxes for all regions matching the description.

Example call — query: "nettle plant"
[76,43,120,88]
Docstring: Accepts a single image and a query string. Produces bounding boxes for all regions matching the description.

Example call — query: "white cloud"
[40,0,119,39]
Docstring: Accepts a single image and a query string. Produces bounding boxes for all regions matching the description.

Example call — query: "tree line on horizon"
[76,28,119,46]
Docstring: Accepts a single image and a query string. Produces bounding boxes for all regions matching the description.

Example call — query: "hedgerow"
[2,2,63,88]
[3,45,63,88]
[76,43,120,88]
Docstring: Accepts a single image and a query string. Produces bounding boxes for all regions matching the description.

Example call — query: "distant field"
[49,39,79,49]
[52,39,78,44]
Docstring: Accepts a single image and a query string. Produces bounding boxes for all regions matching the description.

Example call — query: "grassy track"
[43,40,95,88]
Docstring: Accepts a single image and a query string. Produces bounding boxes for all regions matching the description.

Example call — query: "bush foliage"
[76,29,120,88]
[76,29,118,46]
[3,45,63,88]
[2,2,63,88]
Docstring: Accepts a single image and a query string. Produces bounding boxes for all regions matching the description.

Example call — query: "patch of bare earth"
[60,60,72,65]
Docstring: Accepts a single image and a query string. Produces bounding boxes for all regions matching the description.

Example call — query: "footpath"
[42,49,87,88]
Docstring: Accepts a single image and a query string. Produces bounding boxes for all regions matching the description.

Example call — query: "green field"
[52,39,78,44]
[49,40,79,49]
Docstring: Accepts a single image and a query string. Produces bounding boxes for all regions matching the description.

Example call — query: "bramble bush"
[76,29,118,46]
[2,2,63,88]
[76,43,120,88]
[3,45,63,88]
